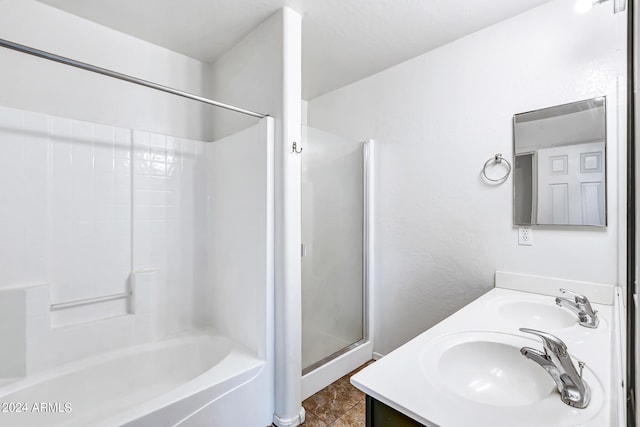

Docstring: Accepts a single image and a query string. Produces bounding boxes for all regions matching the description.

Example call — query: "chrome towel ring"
[482,153,511,182]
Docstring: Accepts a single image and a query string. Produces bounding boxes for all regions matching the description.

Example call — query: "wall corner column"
[274,6,304,427]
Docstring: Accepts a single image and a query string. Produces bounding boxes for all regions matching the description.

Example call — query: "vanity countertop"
[351,287,616,427]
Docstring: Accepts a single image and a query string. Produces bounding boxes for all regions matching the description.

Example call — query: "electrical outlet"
[518,226,533,246]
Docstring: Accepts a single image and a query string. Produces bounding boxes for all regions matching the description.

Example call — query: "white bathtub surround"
[130,270,161,340]
[351,286,618,426]
[0,103,276,425]
[0,104,200,334]
[308,0,625,358]
[0,2,295,423]
[205,119,275,357]
[0,277,166,378]
[175,116,275,427]
[0,284,47,378]
[0,286,29,376]
[0,106,132,320]
[131,128,205,337]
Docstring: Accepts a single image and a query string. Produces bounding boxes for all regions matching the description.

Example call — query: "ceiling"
[36,0,552,99]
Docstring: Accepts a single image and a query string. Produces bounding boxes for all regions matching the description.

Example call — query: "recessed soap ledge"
[351,272,621,427]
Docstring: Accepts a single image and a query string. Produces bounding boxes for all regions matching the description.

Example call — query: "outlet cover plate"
[518,226,533,246]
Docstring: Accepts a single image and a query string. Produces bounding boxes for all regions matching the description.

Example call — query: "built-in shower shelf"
[0,270,161,378]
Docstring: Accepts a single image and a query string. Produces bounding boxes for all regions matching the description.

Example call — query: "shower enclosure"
[301,126,372,397]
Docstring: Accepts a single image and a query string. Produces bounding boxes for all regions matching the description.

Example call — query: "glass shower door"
[301,126,367,374]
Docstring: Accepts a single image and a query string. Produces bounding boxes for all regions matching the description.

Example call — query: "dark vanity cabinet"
[365,395,425,427]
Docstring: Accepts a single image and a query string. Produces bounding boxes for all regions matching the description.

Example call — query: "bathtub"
[0,330,265,427]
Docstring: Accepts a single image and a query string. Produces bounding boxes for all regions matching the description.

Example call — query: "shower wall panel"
[204,119,274,357]
[0,105,132,326]
[0,105,206,335]
[132,130,206,336]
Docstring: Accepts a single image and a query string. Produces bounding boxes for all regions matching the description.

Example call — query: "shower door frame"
[301,140,371,376]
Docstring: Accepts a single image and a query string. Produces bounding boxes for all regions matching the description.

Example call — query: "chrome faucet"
[519,328,590,408]
[555,288,599,328]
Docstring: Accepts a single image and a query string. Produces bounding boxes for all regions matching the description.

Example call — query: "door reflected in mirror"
[513,97,607,227]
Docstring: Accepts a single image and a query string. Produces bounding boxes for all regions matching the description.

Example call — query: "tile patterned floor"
[300,361,374,427]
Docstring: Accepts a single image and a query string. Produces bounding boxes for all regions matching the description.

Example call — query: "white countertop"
[351,287,615,427]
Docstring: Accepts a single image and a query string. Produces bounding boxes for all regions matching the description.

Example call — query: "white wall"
[308,0,626,356]
[0,0,211,141]
[209,11,283,140]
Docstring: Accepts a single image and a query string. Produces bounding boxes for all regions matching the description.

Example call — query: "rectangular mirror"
[513,97,607,226]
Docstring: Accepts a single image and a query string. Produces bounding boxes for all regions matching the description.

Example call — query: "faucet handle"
[519,328,568,358]
[559,288,588,304]
[559,288,598,315]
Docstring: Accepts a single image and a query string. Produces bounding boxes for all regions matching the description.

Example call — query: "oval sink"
[484,295,580,329]
[420,331,604,424]
[496,301,577,329]
[438,339,555,406]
